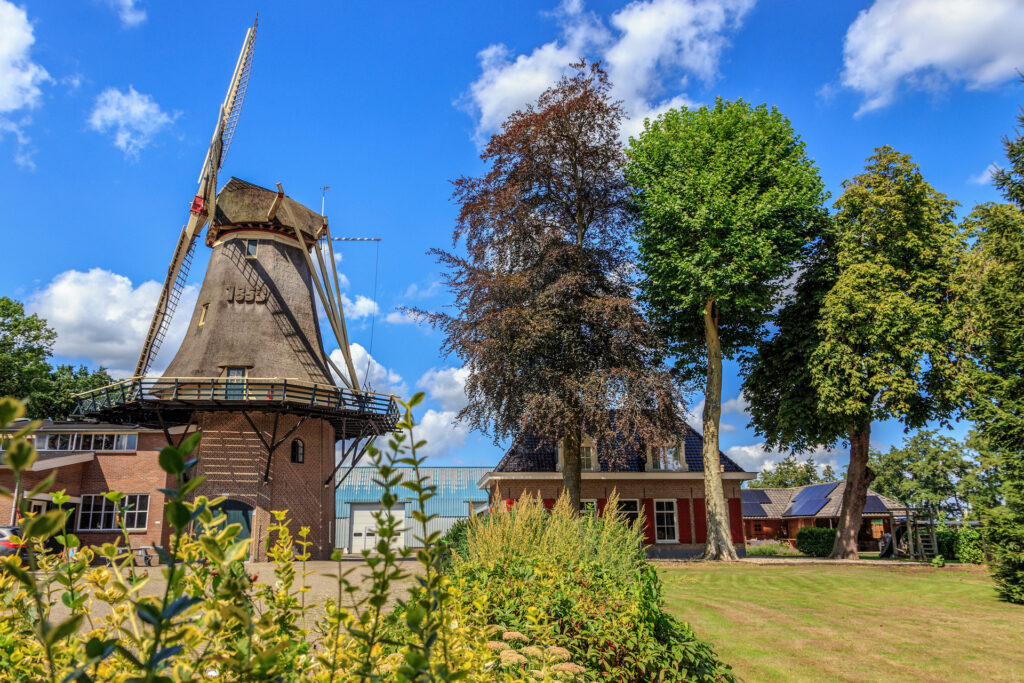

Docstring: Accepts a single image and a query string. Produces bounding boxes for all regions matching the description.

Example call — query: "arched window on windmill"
[291,438,304,464]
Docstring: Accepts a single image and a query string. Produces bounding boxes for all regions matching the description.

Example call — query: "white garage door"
[350,503,406,552]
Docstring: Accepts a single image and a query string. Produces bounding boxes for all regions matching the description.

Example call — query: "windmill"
[74,18,398,560]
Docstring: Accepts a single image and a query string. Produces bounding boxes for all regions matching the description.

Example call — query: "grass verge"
[660,562,1024,682]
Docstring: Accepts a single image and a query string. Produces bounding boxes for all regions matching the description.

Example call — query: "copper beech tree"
[418,62,683,509]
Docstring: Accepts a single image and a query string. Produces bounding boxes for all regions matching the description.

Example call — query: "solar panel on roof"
[792,482,838,502]
[742,489,772,504]
[742,502,767,518]
[863,495,889,514]
[785,497,829,517]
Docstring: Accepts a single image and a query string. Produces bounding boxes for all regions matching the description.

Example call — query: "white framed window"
[654,499,678,543]
[580,499,598,517]
[649,444,685,471]
[245,239,259,258]
[617,499,640,525]
[36,433,138,452]
[78,494,150,531]
[557,435,598,472]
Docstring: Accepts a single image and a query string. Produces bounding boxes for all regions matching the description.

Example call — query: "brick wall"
[192,411,335,561]
[489,477,746,551]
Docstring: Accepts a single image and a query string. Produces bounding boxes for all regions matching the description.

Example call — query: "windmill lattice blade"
[220,16,257,166]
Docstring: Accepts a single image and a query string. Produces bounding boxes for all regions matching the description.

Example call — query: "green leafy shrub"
[936,528,956,559]
[746,540,801,557]
[931,554,946,568]
[954,525,986,564]
[440,517,471,565]
[985,505,1024,604]
[795,527,836,557]
[450,493,734,682]
[0,395,598,681]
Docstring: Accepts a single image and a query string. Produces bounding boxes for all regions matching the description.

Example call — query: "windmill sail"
[133,17,257,378]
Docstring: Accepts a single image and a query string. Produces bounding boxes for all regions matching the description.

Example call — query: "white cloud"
[0,0,51,167]
[337,343,408,396]
[340,293,378,319]
[27,268,196,376]
[416,366,470,412]
[383,310,423,325]
[462,0,754,141]
[106,0,146,27]
[969,162,999,185]
[840,0,1024,115]
[725,442,842,475]
[721,391,748,416]
[414,409,471,461]
[404,280,442,299]
[88,86,177,156]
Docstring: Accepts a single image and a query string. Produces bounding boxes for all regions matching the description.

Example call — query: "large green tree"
[871,430,971,527]
[744,147,964,559]
[954,197,1024,602]
[0,296,56,414]
[0,296,112,420]
[626,99,827,560]
[747,453,838,489]
[422,63,683,508]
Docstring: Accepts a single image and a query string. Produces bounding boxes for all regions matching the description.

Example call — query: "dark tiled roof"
[494,424,745,473]
[741,482,902,519]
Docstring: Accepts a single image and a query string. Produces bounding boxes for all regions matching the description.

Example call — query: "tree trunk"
[830,421,874,559]
[563,425,582,513]
[699,298,738,561]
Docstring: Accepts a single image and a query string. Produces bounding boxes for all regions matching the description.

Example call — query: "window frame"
[557,434,598,472]
[579,499,598,517]
[245,239,259,258]
[291,438,305,464]
[617,499,641,526]
[653,499,678,544]
[648,444,685,471]
[77,493,150,532]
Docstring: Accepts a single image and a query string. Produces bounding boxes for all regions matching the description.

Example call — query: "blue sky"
[1,0,1020,473]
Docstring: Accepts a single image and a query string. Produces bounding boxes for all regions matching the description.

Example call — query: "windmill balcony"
[72,376,400,439]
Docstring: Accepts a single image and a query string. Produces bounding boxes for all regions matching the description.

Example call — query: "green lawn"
[660,562,1024,683]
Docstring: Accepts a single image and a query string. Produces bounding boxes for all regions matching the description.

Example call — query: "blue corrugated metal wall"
[335,467,491,549]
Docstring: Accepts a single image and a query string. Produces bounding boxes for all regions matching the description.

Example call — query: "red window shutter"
[677,498,692,544]
[597,498,607,516]
[542,499,555,510]
[642,499,656,544]
[728,498,744,543]
[693,498,708,544]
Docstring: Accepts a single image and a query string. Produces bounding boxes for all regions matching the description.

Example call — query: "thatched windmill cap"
[208,177,324,245]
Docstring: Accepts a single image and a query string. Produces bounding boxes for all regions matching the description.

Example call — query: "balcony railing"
[73,376,399,421]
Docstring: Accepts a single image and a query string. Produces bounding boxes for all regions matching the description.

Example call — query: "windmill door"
[349,503,405,552]
[225,368,247,400]
[206,500,253,551]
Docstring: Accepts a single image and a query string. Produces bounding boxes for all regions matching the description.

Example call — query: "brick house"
[741,482,902,551]
[477,424,756,557]
[1,419,174,550]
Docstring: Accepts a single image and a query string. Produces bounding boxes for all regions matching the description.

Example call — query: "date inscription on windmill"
[225,285,269,304]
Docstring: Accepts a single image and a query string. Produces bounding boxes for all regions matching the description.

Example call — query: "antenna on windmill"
[133,16,258,378]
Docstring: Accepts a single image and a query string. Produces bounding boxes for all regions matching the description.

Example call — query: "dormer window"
[649,444,685,471]
[557,434,598,472]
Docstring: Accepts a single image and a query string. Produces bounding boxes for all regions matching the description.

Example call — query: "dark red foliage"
[413,62,684,477]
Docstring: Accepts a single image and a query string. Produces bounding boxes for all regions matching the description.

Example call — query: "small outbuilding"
[334,467,490,552]
[741,482,902,551]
